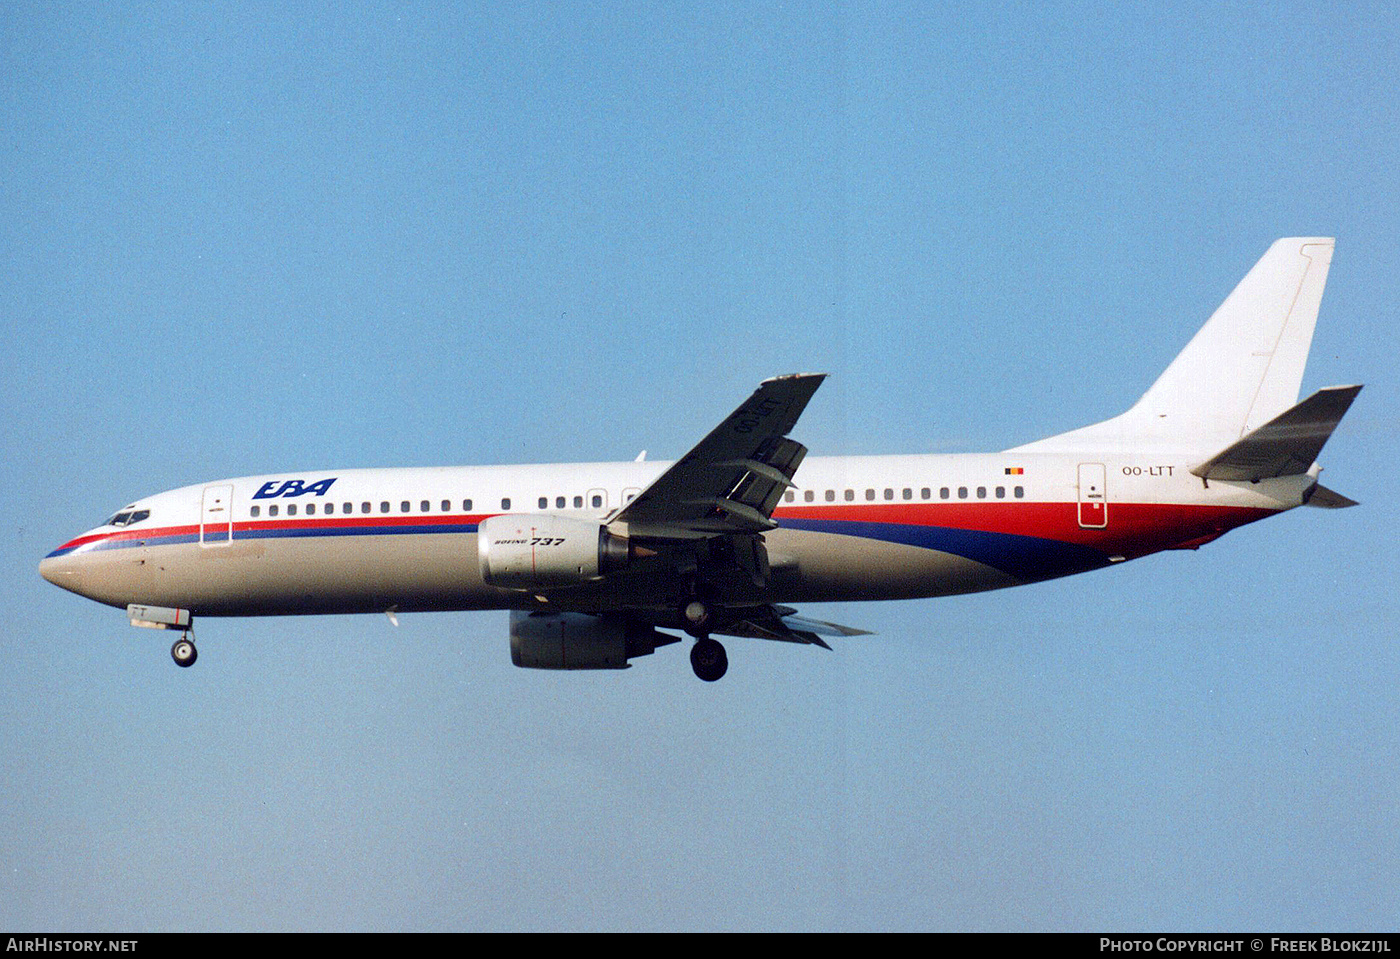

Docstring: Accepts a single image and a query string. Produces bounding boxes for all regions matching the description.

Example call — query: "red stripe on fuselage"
[240,514,486,533]
[52,515,490,553]
[54,524,202,553]
[55,502,1277,563]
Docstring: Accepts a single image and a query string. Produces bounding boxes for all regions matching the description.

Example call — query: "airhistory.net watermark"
[6,940,136,952]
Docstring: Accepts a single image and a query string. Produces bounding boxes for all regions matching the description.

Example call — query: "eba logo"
[253,478,338,499]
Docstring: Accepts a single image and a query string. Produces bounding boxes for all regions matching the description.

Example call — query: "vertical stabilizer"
[1013,237,1335,454]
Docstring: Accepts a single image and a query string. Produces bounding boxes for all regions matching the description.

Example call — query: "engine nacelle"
[509,611,679,669]
[478,514,629,590]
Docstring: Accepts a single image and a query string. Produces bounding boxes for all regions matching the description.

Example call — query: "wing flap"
[711,605,873,648]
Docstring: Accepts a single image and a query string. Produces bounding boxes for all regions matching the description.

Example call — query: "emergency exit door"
[1077,463,1107,529]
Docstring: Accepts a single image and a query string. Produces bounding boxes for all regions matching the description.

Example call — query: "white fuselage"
[39,451,1309,618]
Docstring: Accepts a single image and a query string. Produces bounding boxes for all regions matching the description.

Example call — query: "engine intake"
[478,514,630,590]
[509,611,678,669]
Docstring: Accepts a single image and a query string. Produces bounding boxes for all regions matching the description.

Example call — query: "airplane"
[40,237,1361,682]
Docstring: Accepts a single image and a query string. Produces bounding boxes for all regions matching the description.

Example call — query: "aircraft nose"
[39,547,91,597]
[40,551,74,586]
[40,534,143,607]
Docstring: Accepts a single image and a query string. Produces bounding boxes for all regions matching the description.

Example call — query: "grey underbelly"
[66,528,1021,616]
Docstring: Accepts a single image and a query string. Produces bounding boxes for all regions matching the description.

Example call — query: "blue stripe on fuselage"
[775,517,1110,582]
[239,522,479,541]
[55,518,1108,582]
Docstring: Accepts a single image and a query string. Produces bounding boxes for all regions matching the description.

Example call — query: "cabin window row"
[249,493,610,518]
[781,485,1025,503]
[249,485,1027,518]
[537,495,610,509]
[252,498,472,518]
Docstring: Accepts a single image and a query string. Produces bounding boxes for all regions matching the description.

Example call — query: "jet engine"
[509,610,678,669]
[477,514,630,589]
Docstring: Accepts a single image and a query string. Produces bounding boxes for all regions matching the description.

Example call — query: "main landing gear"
[682,599,712,634]
[170,632,197,668]
[690,637,728,682]
[681,596,727,681]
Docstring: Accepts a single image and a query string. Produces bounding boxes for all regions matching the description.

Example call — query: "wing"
[611,373,826,539]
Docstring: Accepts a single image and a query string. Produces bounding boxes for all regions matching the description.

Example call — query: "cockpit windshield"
[105,509,151,528]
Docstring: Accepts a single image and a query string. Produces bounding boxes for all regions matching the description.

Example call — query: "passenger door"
[200,484,234,546]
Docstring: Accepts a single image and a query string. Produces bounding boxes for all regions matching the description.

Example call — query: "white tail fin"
[1013,237,1335,454]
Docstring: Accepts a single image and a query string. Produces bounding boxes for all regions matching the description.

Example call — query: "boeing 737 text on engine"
[40,238,1361,681]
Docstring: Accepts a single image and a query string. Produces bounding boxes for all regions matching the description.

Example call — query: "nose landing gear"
[170,632,197,668]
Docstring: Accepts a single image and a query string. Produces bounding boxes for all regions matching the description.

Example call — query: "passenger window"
[361,502,371,514]
[825,490,835,502]
[1015,486,1025,498]
[573,496,583,508]
[269,505,279,517]
[421,500,430,512]
[591,495,602,508]
[865,489,875,501]
[538,497,548,509]
[958,487,968,499]
[996,486,1005,499]
[502,498,511,510]
[380,502,390,513]
[251,506,260,518]
[844,489,854,502]
[804,490,814,503]
[442,499,450,512]
[306,503,315,515]
[784,491,794,503]
[324,503,334,515]
[287,504,297,515]
[344,503,353,514]
[940,487,950,499]
[977,487,986,499]
[463,499,473,511]
[401,501,411,513]
[903,488,912,500]
[556,497,565,509]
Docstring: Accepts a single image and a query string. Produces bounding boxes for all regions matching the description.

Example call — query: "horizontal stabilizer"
[1305,484,1359,509]
[1191,385,1362,482]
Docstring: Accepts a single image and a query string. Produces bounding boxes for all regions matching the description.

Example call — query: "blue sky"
[2,0,1396,931]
